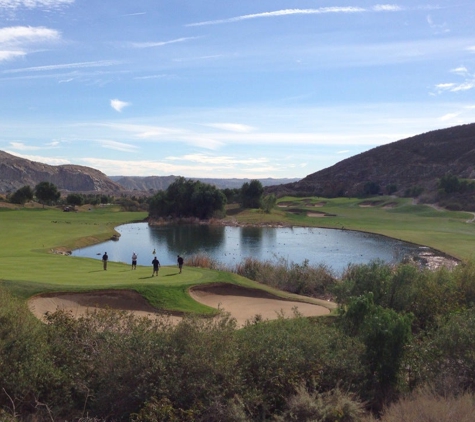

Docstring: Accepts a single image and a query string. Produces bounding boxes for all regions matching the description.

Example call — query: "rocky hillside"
[268,123,475,199]
[0,151,124,193]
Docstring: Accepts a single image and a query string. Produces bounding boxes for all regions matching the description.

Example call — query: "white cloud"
[4,60,121,74]
[129,37,199,48]
[0,49,24,61]
[204,123,255,133]
[98,139,139,152]
[337,150,350,154]
[9,141,41,150]
[451,66,469,75]
[373,5,403,12]
[179,135,224,150]
[187,7,367,27]
[426,14,450,34]
[0,26,60,61]
[0,26,60,44]
[435,66,475,94]
[5,150,70,165]
[110,99,130,112]
[165,153,268,165]
[440,113,459,121]
[0,0,74,10]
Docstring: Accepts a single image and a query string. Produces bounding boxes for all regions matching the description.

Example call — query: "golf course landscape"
[3,196,475,421]
[1,195,473,318]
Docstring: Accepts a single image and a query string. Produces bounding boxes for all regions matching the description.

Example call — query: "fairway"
[0,205,333,320]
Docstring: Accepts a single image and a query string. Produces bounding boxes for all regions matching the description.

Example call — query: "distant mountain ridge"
[0,151,124,193]
[268,123,475,199]
[0,151,300,194]
[110,176,301,191]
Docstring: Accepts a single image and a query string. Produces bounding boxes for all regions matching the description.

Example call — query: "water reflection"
[72,222,426,274]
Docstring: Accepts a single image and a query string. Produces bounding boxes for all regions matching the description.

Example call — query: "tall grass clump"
[184,253,224,270]
[233,256,336,299]
[371,386,475,422]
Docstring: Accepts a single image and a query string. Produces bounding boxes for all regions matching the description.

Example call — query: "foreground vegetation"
[4,258,475,421]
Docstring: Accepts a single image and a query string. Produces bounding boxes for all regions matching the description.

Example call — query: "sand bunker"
[28,286,331,327]
[307,212,326,218]
[189,284,331,325]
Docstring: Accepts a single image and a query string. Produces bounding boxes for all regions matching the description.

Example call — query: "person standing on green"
[152,256,160,276]
[177,255,184,273]
[102,252,108,270]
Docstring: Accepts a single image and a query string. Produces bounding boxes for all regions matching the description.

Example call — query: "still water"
[72,222,425,274]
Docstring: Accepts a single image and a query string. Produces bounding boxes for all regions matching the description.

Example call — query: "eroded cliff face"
[0,151,124,193]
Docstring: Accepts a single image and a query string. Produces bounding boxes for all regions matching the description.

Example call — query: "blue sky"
[1,1,474,179]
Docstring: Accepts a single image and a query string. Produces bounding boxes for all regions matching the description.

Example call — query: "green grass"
[0,205,330,315]
[223,196,475,261]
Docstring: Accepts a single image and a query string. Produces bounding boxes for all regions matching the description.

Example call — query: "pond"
[72,222,429,274]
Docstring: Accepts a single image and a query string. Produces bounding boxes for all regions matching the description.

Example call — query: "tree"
[363,181,380,196]
[340,293,413,405]
[66,193,84,207]
[260,194,277,213]
[148,177,226,220]
[9,185,33,205]
[34,181,61,207]
[241,180,264,208]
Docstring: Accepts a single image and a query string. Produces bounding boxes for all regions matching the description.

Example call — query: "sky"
[0,1,474,179]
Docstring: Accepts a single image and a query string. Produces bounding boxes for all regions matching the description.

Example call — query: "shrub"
[374,386,475,422]
[274,384,367,422]
[233,257,336,299]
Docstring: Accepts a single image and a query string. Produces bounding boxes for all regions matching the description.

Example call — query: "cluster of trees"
[3,259,475,421]
[8,182,60,207]
[8,178,279,216]
[148,177,227,220]
[438,173,475,194]
[8,183,118,208]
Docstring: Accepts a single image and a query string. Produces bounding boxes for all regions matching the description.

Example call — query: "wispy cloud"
[440,113,459,121]
[122,12,145,17]
[0,25,60,44]
[80,156,276,178]
[5,150,70,165]
[3,59,121,74]
[0,50,24,61]
[0,26,60,61]
[435,66,475,94]
[166,153,268,165]
[110,99,130,112]
[187,5,404,27]
[98,139,138,152]
[373,5,403,12]
[0,0,74,11]
[9,140,61,150]
[129,36,199,48]
[204,123,255,133]
[426,14,450,34]
[187,7,366,27]
[9,141,41,151]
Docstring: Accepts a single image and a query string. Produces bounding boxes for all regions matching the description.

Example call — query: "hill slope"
[268,123,475,198]
[0,151,124,193]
